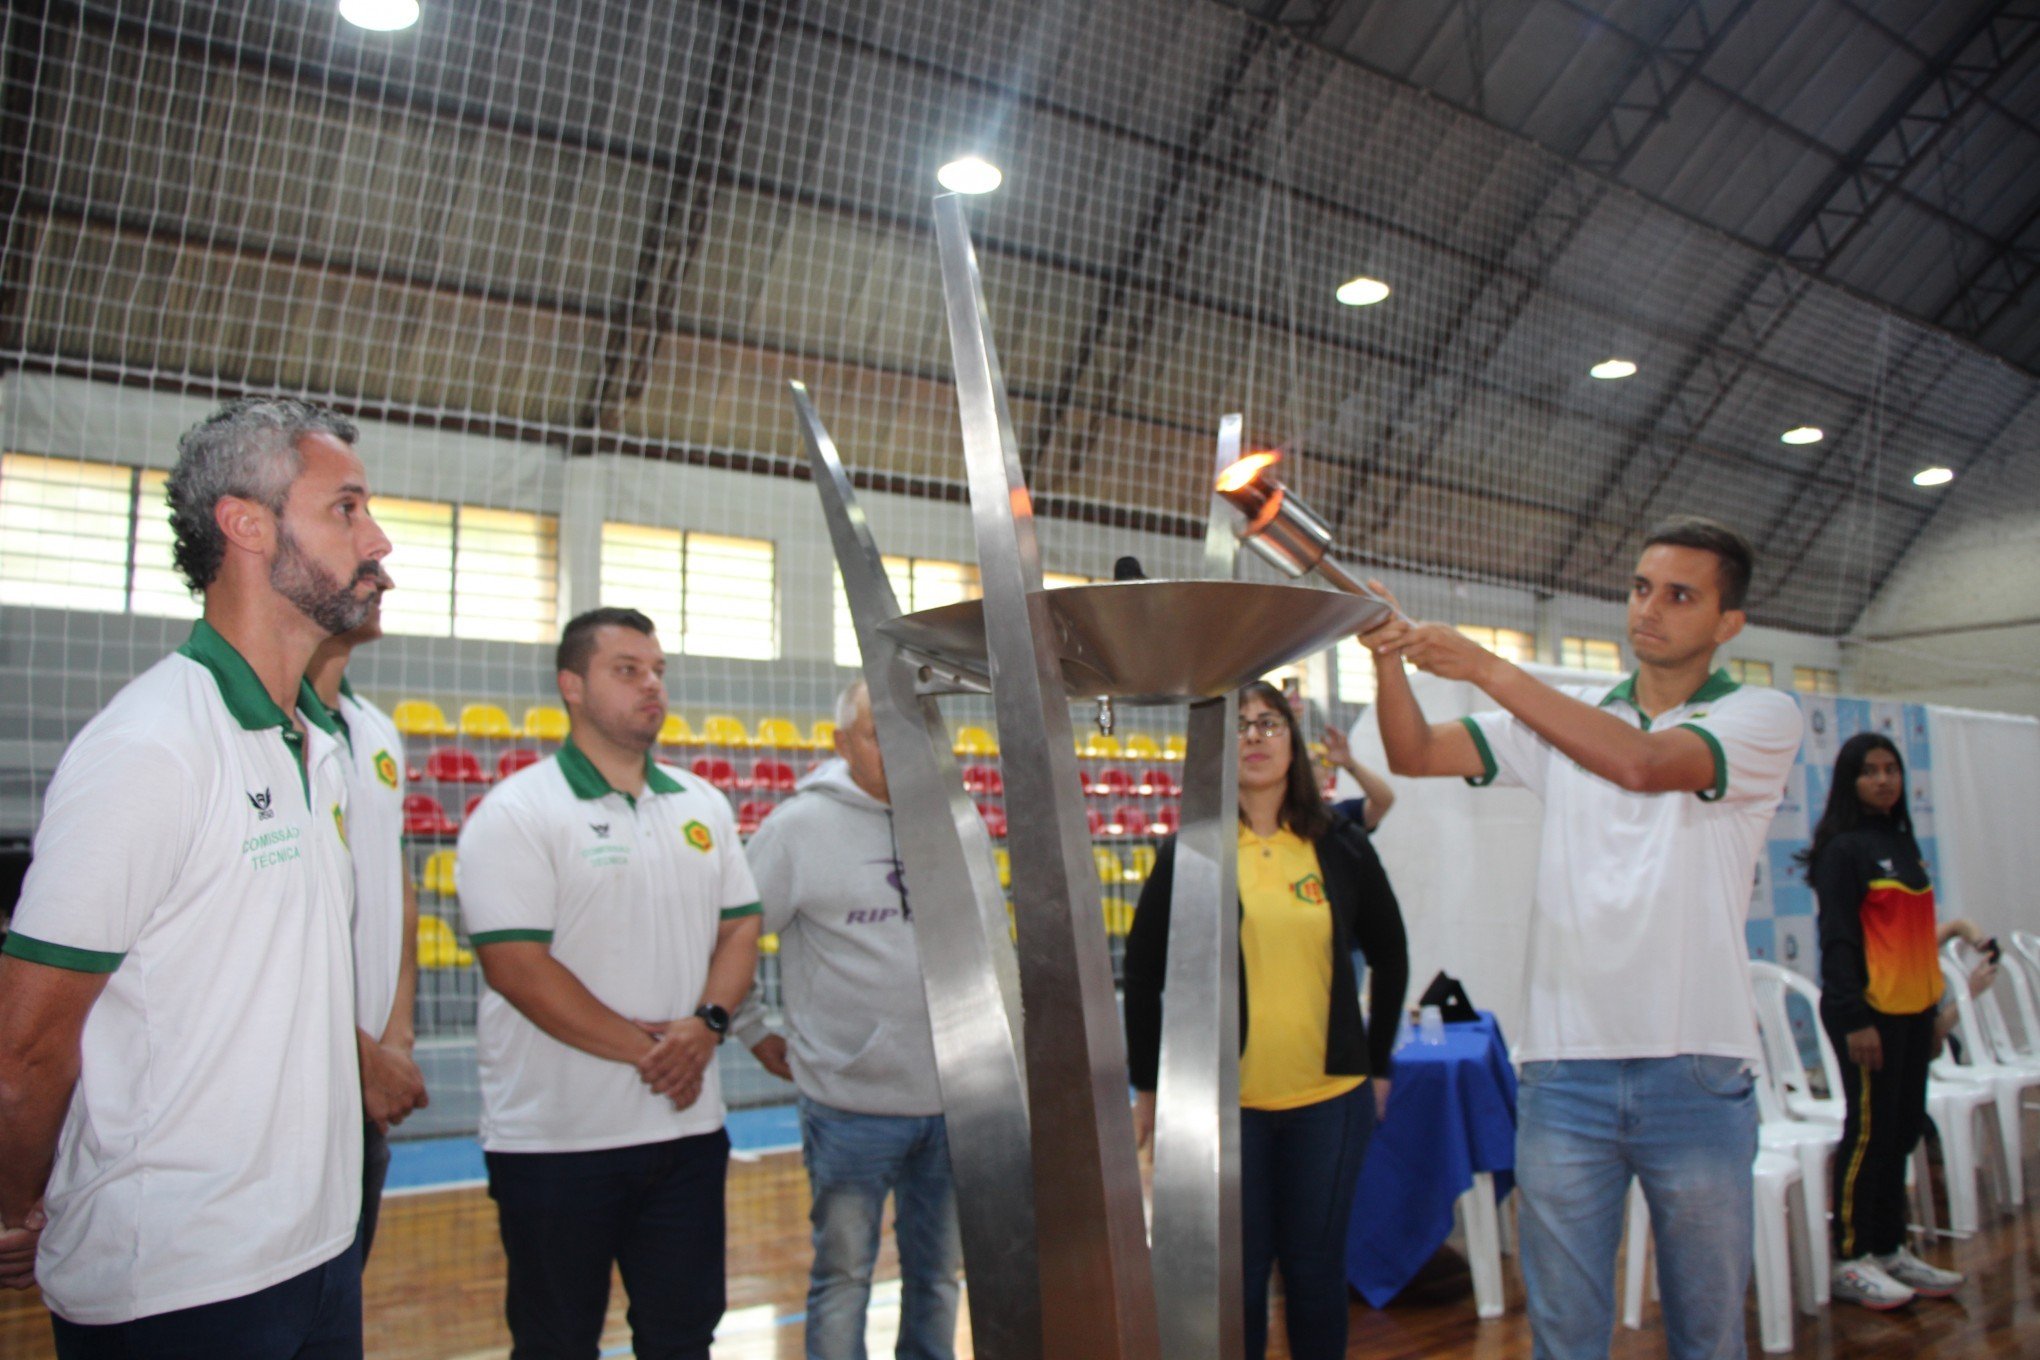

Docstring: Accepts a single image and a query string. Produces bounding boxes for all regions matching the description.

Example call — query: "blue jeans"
[487,1132,729,1360]
[51,1245,362,1360]
[797,1095,962,1360]
[1239,1083,1375,1360]
[1516,1056,1758,1360]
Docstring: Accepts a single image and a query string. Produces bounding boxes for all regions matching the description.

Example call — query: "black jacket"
[1810,813,1939,1032]
[1122,813,1409,1092]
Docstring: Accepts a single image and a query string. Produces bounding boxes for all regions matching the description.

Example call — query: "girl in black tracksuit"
[1802,731,1963,1305]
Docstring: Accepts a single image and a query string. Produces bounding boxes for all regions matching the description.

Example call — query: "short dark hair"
[166,397,359,590]
[1642,515,1754,612]
[557,607,657,676]
[1237,680,1334,842]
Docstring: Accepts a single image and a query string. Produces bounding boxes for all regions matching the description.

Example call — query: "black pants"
[486,1131,729,1360]
[51,1246,362,1360]
[356,1122,392,1266]
[1824,1004,1936,1259]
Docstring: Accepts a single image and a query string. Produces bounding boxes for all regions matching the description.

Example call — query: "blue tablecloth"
[1346,1011,1518,1308]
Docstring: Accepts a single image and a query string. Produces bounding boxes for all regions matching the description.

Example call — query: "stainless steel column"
[933,193,1161,1360]
[789,381,1040,1359]
[1149,414,1246,1359]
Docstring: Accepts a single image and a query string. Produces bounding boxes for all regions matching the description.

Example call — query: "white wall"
[1845,448,2040,718]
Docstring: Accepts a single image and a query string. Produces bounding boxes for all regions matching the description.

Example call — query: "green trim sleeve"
[720,902,763,921]
[1678,722,1730,802]
[2,933,126,974]
[1458,717,1499,787]
[468,928,555,946]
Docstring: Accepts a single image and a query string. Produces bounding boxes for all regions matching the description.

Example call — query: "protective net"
[2,1,2036,1355]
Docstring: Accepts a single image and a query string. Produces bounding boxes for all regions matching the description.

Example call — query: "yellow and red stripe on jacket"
[1860,878,1943,1015]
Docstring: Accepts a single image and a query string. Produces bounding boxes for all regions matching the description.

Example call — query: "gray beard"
[272,526,374,636]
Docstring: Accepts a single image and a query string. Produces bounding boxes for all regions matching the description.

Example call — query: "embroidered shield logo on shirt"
[332,803,348,847]
[683,820,714,853]
[1290,873,1327,906]
[374,750,399,789]
[248,787,274,820]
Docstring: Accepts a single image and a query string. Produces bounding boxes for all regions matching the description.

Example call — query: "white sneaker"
[1876,1245,1964,1298]
[1832,1255,1915,1310]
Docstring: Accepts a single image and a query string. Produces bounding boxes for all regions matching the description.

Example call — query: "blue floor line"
[387,1102,802,1192]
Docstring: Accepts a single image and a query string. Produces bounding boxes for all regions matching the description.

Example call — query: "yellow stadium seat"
[1121,732,1161,760]
[420,849,458,896]
[701,714,751,748]
[392,699,456,737]
[953,725,998,756]
[1092,846,1125,884]
[755,716,806,749]
[1081,733,1122,759]
[1162,734,1188,761]
[522,705,570,741]
[1101,896,1135,938]
[808,719,838,749]
[417,915,473,969]
[1126,844,1156,883]
[458,703,517,740]
[994,847,1011,889]
[659,714,699,747]
[759,933,780,956]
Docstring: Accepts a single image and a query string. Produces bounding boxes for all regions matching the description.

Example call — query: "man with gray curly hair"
[0,396,392,1358]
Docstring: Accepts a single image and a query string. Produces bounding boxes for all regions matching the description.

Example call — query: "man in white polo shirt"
[1363,517,1802,1360]
[458,606,761,1360]
[0,397,392,1357]
[302,585,430,1265]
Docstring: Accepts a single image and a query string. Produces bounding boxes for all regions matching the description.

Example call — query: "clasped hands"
[1356,581,1501,686]
[633,1017,718,1111]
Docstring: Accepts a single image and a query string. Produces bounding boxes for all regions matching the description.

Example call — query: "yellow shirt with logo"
[1238,824,1367,1111]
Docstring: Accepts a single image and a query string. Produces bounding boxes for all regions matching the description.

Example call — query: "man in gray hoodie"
[734,681,960,1360]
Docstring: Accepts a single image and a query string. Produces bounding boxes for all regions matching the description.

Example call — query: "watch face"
[697,1004,730,1032]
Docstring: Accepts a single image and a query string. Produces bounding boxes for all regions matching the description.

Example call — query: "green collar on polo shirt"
[1598,667,1738,713]
[178,619,297,732]
[556,737,684,805]
[295,678,349,746]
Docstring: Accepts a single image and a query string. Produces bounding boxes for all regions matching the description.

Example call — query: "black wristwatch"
[693,1003,730,1042]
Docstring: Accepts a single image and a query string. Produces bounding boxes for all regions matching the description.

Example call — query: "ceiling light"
[1589,358,1637,380]
[340,0,420,30]
[1335,277,1391,307]
[936,157,1002,194]
[1780,426,1823,445]
[1912,466,1954,487]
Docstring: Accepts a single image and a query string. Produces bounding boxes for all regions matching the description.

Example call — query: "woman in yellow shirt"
[1124,681,1409,1360]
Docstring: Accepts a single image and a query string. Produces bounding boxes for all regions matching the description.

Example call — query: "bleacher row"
[387,698,1193,843]
[386,699,1194,982]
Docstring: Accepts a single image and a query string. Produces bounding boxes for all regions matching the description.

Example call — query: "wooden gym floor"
[2,1141,2035,1358]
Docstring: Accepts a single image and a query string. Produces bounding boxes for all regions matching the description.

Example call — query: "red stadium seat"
[1113,806,1149,836]
[978,803,1008,838]
[738,800,773,835]
[464,793,487,820]
[1140,768,1180,799]
[498,749,543,779]
[1086,808,1107,836]
[962,764,995,793]
[425,746,490,784]
[1150,806,1180,836]
[402,793,459,838]
[747,759,796,793]
[761,760,797,792]
[689,757,737,791]
[1090,766,1133,799]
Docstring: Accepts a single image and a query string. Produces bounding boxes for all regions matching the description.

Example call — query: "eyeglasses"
[1236,716,1289,740]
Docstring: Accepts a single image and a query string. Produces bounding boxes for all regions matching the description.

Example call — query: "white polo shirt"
[303,680,409,1036]
[1462,669,1802,1063]
[4,621,361,1324]
[457,742,759,1153]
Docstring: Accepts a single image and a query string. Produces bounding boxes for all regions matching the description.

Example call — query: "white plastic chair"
[1996,938,2040,1060]
[1748,965,1841,1310]
[1937,945,2040,1208]
[1760,960,1994,1237]
[1622,1148,1802,1354]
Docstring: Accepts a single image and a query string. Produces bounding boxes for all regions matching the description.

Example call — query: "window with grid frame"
[831,561,1091,666]
[1334,636,1377,704]
[1454,624,1536,664]
[375,500,557,645]
[1727,658,1774,687]
[0,454,200,619]
[1561,635,1624,674]
[1792,666,1839,696]
[601,523,776,660]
